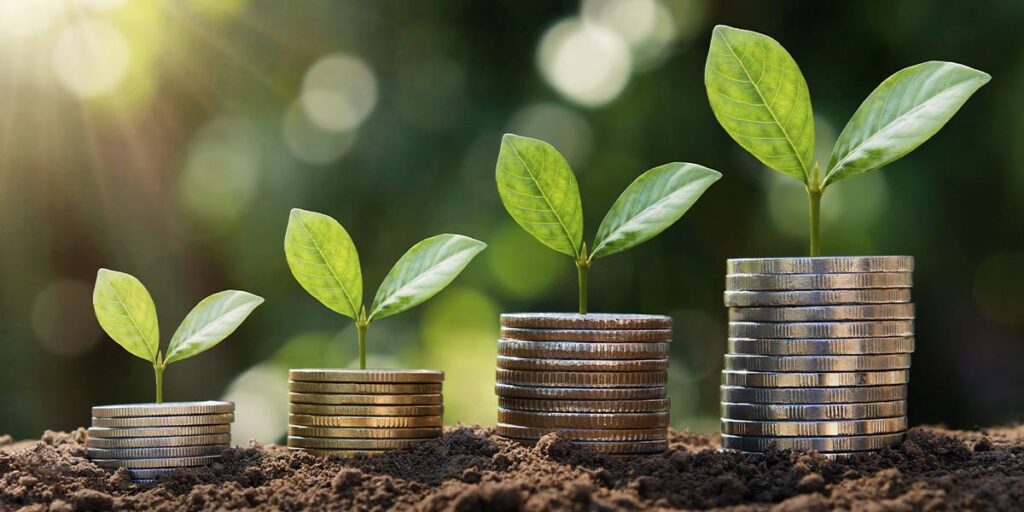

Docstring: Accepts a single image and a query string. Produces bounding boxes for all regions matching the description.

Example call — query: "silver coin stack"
[721,256,914,456]
[87,401,234,482]
[495,313,672,455]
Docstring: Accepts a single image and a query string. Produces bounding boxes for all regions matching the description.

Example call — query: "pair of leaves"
[284,209,486,323]
[496,134,721,262]
[705,25,989,188]
[93,269,263,365]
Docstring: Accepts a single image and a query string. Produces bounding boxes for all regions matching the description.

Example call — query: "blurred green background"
[0,0,1022,443]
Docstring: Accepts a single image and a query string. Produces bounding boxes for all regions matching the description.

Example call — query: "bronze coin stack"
[495,313,672,455]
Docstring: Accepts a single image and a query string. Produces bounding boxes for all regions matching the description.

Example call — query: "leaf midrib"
[592,175,693,257]
[371,243,468,318]
[168,300,248,360]
[505,141,580,257]
[109,284,156,362]
[296,216,360,316]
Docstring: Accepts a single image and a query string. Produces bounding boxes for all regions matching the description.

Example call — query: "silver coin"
[497,408,669,429]
[495,423,667,442]
[86,434,232,449]
[92,401,234,418]
[727,337,915,355]
[500,313,672,330]
[724,354,911,372]
[87,445,227,459]
[720,432,905,452]
[721,417,907,436]
[496,369,667,388]
[91,413,234,428]
[728,321,914,339]
[721,370,909,388]
[725,289,911,307]
[720,385,907,404]
[498,397,670,413]
[727,272,912,291]
[495,384,667,400]
[721,401,907,421]
[500,327,672,343]
[87,425,231,438]
[498,340,670,360]
[727,256,914,275]
[289,369,444,383]
[496,356,668,372]
[91,455,221,469]
[729,304,915,323]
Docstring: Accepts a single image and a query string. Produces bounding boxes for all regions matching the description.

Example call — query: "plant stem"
[153,364,164,404]
[576,257,590,315]
[807,187,822,257]
[356,305,368,369]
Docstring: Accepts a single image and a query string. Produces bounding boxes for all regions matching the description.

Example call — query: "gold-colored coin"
[287,425,442,439]
[500,313,671,330]
[287,436,433,450]
[495,384,667,400]
[91,455,221,469]
[496,356,668,372]
[92,401,234,418]
[87,445,227,459]
[86,434,231,449]
[721,417,908,437]
[496,369,667,388]
[87,425,231,438]
[289,369,443,383]
[288,381,442,395]
[91,413,234,428]
[288,414,443,428]
[497,408,669,429]
[288,404,443,416]
[495,424,667,442]
[288,393,442,406]
[498,397,669,413]
[498,340,671,360]
[500,327,672,343]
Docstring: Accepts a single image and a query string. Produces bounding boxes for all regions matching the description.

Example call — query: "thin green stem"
[808,187,822,257]
[154,363,164,404]
[356,305,368,369]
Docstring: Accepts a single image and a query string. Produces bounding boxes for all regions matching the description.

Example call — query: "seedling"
[92,269,264,403]
[704,25,989,256]
[495,133,721,314]
[284,208,486,369]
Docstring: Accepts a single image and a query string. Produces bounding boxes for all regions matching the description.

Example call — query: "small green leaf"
[591,163,721,260]
[93,269,160,363]
[284,208,363,318]
[164,290,264,365]
[705,25,815,182]
[369,235,486,321]
[824,61,990,186]
[496,133,584,258]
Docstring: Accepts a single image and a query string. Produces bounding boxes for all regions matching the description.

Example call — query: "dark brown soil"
[1,425,1022,511]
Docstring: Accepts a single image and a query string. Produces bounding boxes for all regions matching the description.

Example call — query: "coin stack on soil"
[86,401,234,482]
[721,256,915,456]
[495,313,672,455]
[287,369,444,457]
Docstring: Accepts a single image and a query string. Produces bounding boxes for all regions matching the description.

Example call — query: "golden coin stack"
[721,256,915,456]
[87,401,234,483]
[287,369,444,457]
[495,313,672,455]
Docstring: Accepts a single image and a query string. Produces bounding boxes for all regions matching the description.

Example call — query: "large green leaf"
[705,25,815,182]
[164,290,264,365]
[495,133,584,258]
[824,61,990,186]
[93,269,160,363]
[591,163,721,260]
[369,234,486,321]
[284,208,362,318]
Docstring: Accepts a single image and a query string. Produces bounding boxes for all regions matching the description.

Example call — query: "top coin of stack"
[287,369,444,457]
[87,401,234,482]
[495,313,672,455]
[721,256,914,455]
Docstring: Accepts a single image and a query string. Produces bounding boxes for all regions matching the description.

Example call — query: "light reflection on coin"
[721,370,909,388]
[497,340,671,360]
[724,289,911,307]
[720,400,907,421]
[495,384,667,400]
[728,304,915,323]
[496,369,667,387]
[726,256,914,275]
[724,354,911,372]
[500,313,671,330]
[721,417,907,436]
[727,337,915,355]
[496,356,668,372]
[728,321,914,339]
[720,385,907,404]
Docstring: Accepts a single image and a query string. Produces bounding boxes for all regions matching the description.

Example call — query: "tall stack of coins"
[87,401,234,483]
[495,313,672,455]
[287,369,444,457]
[721,256,914,456]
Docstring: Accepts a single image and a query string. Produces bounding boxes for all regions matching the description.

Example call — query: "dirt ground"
[1,425,1022,511]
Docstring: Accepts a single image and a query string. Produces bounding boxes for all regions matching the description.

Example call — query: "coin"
[496,369,667,388]
[495,384,667,400]
[495,424,667,442]
[728,320,914,339]
[721,370,909,388]
[720,432,905,452]
[727,272,912,291]
[497,409,669,429]
[727,256,914,275]
[724,354,911,372]
[728,304,915,322]
[288,393,443,406]
[500,327,672,343]
[91,455,221,469]
[724,289,911,307]
[87,425,231,438]
[288,382,442,394]
[720,385,907,404]
[92,401,234,418]
[497,340,671,360]
[511,438,668,454]
[498,398,670,413]
[287,425,442,439]
[721,417,907,436]
[288,404,443,416]
[91,413,234,428]
[287,436,433,450]
[289,369,444,383]
[289,448,388,457]
[87,445,227,459]
[288,414,443,428]
[496,356,668,372]
[86,434,232,449]
[500,313,672,330]
[727,337,915,355]
[721,401,907,421]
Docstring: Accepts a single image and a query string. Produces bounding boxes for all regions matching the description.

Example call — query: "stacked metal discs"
[287,369,444,457]
[87,401,234,482]
[721,256,915,456]
[495,313,672,455]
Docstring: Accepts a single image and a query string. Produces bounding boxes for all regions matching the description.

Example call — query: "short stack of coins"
[495,313,672,455]
[287,369,444,457]
[721,256,914,456]
[87,401,234,483]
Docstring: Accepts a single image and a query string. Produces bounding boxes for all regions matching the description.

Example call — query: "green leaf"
[705,25,815,182]
[591,163,722,260]
[284,208,363,318]
[93,269,160,363]
[369,234,486,321]
[164,291,264,365]
[495,133,584,258]
[824,61,990,186]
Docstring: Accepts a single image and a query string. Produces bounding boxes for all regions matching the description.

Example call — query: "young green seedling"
[284,208,486,369]
[92,269,264,403]
[704,25,989,256]
[495,133,721,314]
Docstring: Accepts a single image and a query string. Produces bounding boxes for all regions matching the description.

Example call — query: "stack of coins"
[87,401,234,483]
[495,313,672,455]
[721,256,914,456]
[287,369,444,457]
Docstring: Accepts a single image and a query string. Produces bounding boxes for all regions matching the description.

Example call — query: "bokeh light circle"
[537,18,632,108]
[179,117,262,228]
[0,0,64,39]
[282,101,357,165]
[300,54,378,132]
[51,18,130,98]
